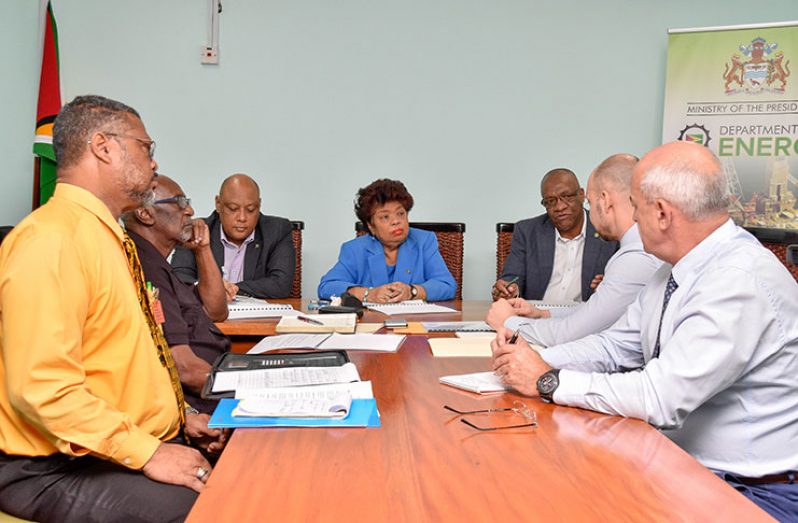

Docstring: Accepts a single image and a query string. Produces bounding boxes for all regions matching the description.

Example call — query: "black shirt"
[128,230,230,414]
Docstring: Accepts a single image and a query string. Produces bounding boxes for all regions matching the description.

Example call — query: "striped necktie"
[652,274,678,360]
[122,232,187,436]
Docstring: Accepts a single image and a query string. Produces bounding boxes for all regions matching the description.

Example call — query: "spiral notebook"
[422,321,494,333]
[364,300,458,315]
[227,296,300,319]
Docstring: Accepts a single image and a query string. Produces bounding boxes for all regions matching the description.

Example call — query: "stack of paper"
[428,338,492,357]
[228,297,300,320]
[276,313,357,334]
[439,371,512,394]
[247,333,406,354]
[364,300,458,315]
[423,321,494,332]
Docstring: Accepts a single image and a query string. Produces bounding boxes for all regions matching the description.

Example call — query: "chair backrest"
[760,241,798,282]
[354,222,465,300]
[0,226,13,247]
[290,221,304,298]
[496,223,515,280]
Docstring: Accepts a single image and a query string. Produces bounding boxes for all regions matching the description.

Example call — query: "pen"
[297,315,324,326]
[508,329,520,344]
[505,276,519,286]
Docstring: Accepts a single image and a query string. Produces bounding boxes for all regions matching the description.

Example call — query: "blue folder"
[208,398,381,428]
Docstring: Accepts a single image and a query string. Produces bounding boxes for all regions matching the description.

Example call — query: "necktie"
[652,274,678,359]
[122,233,187,436]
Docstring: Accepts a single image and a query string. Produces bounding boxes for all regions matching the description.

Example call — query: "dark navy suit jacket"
[500,211,618,301]
[171,211,295,298]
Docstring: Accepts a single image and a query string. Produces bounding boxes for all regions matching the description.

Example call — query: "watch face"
[538,372,559,394]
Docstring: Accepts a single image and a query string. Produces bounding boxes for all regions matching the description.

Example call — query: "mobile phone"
[384,319,408,328]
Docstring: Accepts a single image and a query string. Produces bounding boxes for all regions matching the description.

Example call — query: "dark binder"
[201,351,351,400]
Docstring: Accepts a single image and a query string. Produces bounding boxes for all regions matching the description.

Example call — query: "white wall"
[2,1,794,298]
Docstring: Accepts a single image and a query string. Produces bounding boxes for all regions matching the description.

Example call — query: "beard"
[119,147,156,206]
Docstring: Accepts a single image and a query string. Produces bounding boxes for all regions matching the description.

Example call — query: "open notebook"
[365,300,457,315]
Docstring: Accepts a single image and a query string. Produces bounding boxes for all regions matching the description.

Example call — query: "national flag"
[33,0,62,207]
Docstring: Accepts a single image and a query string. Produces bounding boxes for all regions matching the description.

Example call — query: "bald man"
[171,174,295,300]
[487,154,663,346]
[492,142,798,520]
[493,168,617,303]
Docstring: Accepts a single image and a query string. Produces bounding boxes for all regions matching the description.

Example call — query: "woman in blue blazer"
[318,179,456,302]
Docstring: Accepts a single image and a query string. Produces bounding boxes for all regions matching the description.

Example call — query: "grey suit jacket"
[171,211,295,298]
[500,211,618,301]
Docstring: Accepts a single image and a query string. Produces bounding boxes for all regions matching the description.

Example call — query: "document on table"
[428,337,492,357]
[227,296,301,319]
[317,333,406,352]
[364,300,458,315]
[236,381,375,400]
[247,334,332,354]
[233,390,353,418]
[423,321,494,332]
[527,300,579,310]
[439,371,512,394]
[211,362,361,393]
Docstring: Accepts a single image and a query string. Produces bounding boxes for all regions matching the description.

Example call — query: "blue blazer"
[318,228,457,301]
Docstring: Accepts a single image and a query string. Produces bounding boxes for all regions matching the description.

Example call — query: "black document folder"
[201,351,351,400]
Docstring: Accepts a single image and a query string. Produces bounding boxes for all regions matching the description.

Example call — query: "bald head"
[540,168,578,194]
[591,154,638,195]
[219,173,260,200]
[215,173,262,245]
[636,141,728,221]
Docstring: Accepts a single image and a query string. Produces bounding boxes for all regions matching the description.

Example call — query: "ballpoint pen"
[508,329,520,344]
[297,315,324,326]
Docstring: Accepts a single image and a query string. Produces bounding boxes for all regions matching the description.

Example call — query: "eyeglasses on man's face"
[106,133,157,159]
[444,401,538,431]
[153,195,192,210]
[540,190,580,209]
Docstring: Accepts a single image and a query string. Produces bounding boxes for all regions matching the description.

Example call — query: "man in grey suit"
[171,174,295,300]
[493,168,617,302]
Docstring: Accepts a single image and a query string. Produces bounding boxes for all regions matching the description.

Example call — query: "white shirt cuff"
[552,369,590,406]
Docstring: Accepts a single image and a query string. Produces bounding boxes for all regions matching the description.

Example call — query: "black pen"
[508,329,520,344]
[297,315,324,326]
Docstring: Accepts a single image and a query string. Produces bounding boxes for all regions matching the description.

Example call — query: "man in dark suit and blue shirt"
[172,173,295,301]
[493,168,617,302]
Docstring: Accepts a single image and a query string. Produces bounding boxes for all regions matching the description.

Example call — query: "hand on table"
[490,327,552,397]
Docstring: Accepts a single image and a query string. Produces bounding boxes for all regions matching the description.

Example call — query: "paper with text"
[212,362,361,392]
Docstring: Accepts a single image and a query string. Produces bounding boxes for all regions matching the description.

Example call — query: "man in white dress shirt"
[486,153,663,346]
[491,141,798,520]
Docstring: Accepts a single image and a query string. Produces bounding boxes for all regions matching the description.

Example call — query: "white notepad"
[439,371,512,394]
[365,300,458,315]
[227,297,300,319]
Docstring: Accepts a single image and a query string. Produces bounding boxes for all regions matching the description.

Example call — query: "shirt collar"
[220,226,255,249]
[53,183,125,241]
[619,223,641,249]
[671,218,736,284]
[554,209,587,243]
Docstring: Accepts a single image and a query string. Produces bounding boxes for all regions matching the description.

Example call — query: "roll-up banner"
[663,21,797,232]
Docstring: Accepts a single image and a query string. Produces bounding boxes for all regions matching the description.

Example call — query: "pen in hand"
[508,329,520,344]
[297,315,324,326]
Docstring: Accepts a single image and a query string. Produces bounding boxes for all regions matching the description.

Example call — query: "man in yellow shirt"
[0,95,226,522]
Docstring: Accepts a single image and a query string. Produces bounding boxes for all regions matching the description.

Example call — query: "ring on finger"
[196,466,209,480]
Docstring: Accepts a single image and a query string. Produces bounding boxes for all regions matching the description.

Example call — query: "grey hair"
[53,95,140,170]
[639,154,729,221]
[120,192,155,229]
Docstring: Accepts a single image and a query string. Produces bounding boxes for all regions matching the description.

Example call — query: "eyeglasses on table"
[444,400,538,431]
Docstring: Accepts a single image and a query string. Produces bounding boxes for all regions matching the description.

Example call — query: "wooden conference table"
[186,300,770,522]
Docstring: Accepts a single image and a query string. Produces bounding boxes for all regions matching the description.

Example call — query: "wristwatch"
[410,285,418,299]
[536,369,561,403]
[363,287,370,301]
[185,405,200,416]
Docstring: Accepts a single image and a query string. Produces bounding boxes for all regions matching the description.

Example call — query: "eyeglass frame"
[444,401,538,431]
[152,195,192,210]
[88,132,157,159]
[540,190,581,209]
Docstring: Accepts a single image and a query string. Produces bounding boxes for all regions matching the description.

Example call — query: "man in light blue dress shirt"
[486,153,663,346]
[492,141,798,520]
